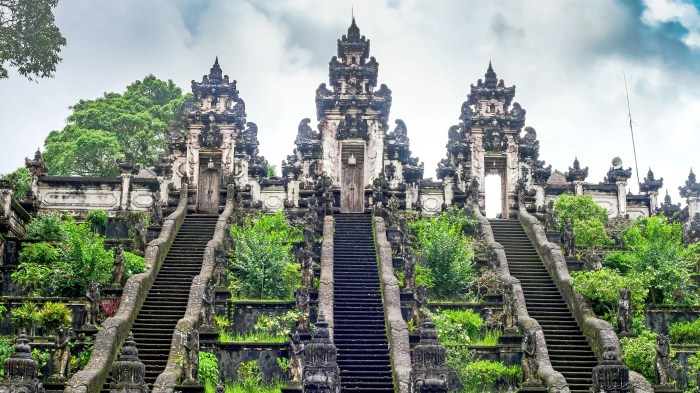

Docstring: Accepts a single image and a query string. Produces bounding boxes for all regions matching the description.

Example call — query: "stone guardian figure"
[561,218,575,257]
[182,328,199,385]
[289,329,303,382]
[200,281,215,331]
[521,331,540,387]
[111,244,126,288]
[655,334,674,389]
[616,289,633,337]
[85,280,101,326]
[49,326,71,382]
[503,282,519,335]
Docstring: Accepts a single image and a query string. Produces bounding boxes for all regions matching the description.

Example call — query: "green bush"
[39,301,72,334]
[410,211,475,300]
[229,212,300,300]
[427,308,483,345]
[459,360,520,393]
[573,219,612,249]
[10,302,40,334]
[552,194,608,231]
[123,251,146,278]
[0,167,31,199]
[85,209,108,229]
[0,337,15,377]
[69,344,92,372]
[13,243,59,295]
[620,329,657,380]
[237,360,262,392]
[25,211,65,240]
[606,215,699,306]
[668,319,700,344]
[198,351,219,389]
[571,267,650,317]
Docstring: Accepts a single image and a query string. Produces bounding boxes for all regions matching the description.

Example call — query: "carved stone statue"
[111,244,126,289]
[616,289,633,337]
[503,282,519,335]
[655,334,674,389]
[182,328,199,385]
[110,332,148,393]
[591,345,630,393]
[151,190,163,227]
[85,280,101,326]
[404,254,416,292]
[0,330,44,393]
[213,249,229,289]
[301,248,314,289]
[296,287,310,332]
[561,218,575,257]
[410,315,448,392]
[521,331,540,387]
[289,329,304,382]
[200,281,215,331]
[413,286,428,329]
[49,326,71,382]
[302,312,340,393]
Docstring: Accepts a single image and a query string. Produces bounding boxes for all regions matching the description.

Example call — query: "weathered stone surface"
[110,332,148,393]
[0,331,43,393]
[65,180,191,393]
[518,207,654,393]
[374,217,410,393]
[302,312,340,393]
[318,216,335,341]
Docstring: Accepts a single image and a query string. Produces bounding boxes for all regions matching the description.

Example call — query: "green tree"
[0,0,66,80]
[43,75,188,176]
[0,167,30,199]
[552,194,609,231]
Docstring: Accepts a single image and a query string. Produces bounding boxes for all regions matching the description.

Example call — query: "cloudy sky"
[2,0,700,205]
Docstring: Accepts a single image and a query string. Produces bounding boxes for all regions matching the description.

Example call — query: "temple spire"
[484,61,498,88]
[348,16,360,41]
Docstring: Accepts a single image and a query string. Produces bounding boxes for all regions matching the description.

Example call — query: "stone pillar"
[302,312,340,393]
[410,315,448,393]
[0,330,43,393]
[649,191,659,215]
[110,332,148,393]
[443,176,454,207]
[688,197,699,223]
[118,155,138,211]
[616,181,627,216]
[574,181,584,196]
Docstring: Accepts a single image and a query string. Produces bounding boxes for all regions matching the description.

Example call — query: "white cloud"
[642,0,700,47]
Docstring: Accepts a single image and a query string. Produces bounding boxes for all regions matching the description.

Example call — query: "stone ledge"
[318,216,335,341]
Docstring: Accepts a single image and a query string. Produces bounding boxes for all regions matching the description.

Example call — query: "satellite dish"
[611,157,623,169]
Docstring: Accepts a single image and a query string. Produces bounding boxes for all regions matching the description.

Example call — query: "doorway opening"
[484,174,503,218]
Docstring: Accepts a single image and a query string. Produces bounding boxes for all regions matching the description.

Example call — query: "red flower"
[67,275,72,279]
[86,269,91,273]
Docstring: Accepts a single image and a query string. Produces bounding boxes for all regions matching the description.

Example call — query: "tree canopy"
[43,75,188,177]
[0,0,66,80]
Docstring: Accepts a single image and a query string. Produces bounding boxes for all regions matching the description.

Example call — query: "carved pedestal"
[591,347,630,393]
[302,313,340,393]
[410,315,448,393]
[0,331,44,393]
[110,332,148,393]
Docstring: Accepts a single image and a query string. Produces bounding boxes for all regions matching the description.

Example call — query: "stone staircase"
[489,219,597,393]
[332,214,394,392]
[103,214,219,390]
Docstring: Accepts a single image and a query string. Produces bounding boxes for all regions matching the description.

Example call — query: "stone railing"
[373,216,411,393]
[65,178,190,393]
[473,206,569,392]
[317,216,335,340]
[151,185,235,392]
[518,207,654,393]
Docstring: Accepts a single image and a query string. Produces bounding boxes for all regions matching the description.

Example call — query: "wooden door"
[340,144,364,213]
[197,169,220,214]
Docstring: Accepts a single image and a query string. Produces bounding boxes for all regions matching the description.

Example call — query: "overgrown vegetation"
[668,319,700,344]
[620,329,657,381]
[0,167,31,199]
[217,311,300,343]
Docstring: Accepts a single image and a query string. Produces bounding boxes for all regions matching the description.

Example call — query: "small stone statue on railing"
[0,330,44,393]
[151,190,163,227]
[655,334,674,390]
[302,312,340,393]
[300,248,314,289]
[110,332,148,393]
[182,328,199,385]
[404,254,416,292]
[503,282,519,335]
[413,286,428,328]
[410,315,448,392]
[111,244,126,289]
[296,287,310,332]
[616,289,634,337]
[289,329,303,382]
[200,281,216,331]
[561,218,575,257]
[521,331,541,387]
[213,248,229,289]
[85,280,101,327]
[49,326,71,382]
[591,345,630,393]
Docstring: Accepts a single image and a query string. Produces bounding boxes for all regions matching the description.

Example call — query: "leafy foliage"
[10,302,40,334]
[69,344,92,373]
[620,329,657,381]
[229,212,301,300]
[0,337,14,377]
[606,215,699,306]
[552,194,608,231]
[198,351,220,390]
[410,210,475,300]
[0,167,31,199]
[571,267,650,316]
[123,251,146,278]
[236,360,263,392]
[25,211,64,240]
[573,219,612,249]
[668,319,700,344]
[425,308,483,345]
[85,209,108,229]
[43,76,188,176]
[0,0,66,80]
[39,301,72,333]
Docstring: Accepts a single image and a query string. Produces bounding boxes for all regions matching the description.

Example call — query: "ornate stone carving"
[0,331,44,393]
[659,190,681,219]
[521,331,540,387]
[616,289,633,337]
[517,126,539,162]
[182,328,199,385]
[385,119,410,161]
[111,245,126,289]
[336,115,369,141]
[110,332,148,393]
[565,157,589,182]
[199,115,224,149]
[49,326,71,382]
[640,168,663,194]
[24,149,48,178]
[302,312,340,393]
[200,281,215,331]
[688,213,700,243]
[560,219,575,257]
[679,169,700,198]
[410,315,449,393]
[605,166,633,184]
[591,346,630,393]
[655,334,674,390]
[502,282,519,335]
[482,129,508,152]
[289,330,303,382]
[85,280,101,327]
[296,287,310,332]
[213,248,229,289]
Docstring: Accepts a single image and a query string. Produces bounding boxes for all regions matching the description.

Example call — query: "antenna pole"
[623,71,641,190]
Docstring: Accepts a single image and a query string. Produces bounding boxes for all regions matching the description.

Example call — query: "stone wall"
[64,179,190,393]
[518,207,654,393]
[215,343,287,382]
[317,216,335,340]
[374,216,410,393]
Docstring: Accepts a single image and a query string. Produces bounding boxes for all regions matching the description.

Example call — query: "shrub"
[229,212,299,300]
[39,302,72,334]
[459,360,521,393]
[10,302,40,335]
[410,211,475,300]
[25,212,65,240]
[552,194,608,231]
[198,351,219,389]
[85,209,108,230]
[70,344,92,372]
[571,268,650,317]
[100,297,120,318]
[11,262,53,296]
[620,329,657,380]
[237,360,262,392]
[426,308,483,345]
[0,167,31,199]
[123,251,146,278]
[281,262,301,300]
[573,219,612,249]
[606,215,699,306]
[0,337,15,377]
[668,319,700,344]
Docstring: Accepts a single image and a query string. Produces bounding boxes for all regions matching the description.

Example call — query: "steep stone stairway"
[105,214,219,390]
[489,219,597,393]
[333,214,394,392]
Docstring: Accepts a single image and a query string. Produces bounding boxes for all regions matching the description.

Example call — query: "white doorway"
[485,173,503,218]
